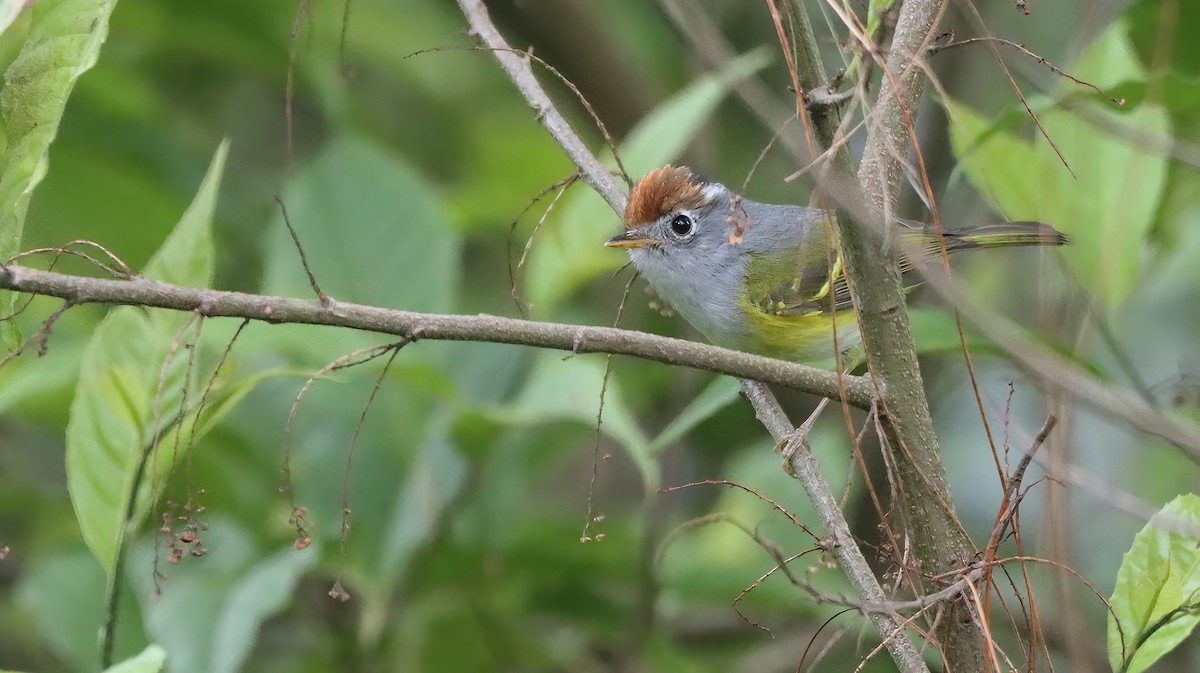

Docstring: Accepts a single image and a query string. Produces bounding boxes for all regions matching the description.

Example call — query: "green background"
[1,0,1199,671]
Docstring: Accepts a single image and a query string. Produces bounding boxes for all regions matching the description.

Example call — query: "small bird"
[605,165,1067,367]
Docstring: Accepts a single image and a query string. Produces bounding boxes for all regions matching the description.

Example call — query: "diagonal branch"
[742,379,931,673]
[456,0,626,213]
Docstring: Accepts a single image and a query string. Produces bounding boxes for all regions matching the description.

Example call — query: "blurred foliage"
[948,23,1169,310]
[0,1,1198,673]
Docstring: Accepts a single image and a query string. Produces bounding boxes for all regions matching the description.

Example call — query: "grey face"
[605,192,755,349]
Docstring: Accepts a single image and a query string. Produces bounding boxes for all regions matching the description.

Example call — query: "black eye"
[669,214,693,237]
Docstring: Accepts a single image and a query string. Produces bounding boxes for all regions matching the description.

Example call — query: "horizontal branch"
[0,264,874,408]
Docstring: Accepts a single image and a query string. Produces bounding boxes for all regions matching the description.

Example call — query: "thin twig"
[273,196,331,306]
[101,311,201,668]
[929,36,1125,108]
[581,273,638,542]
[333,341,406,600]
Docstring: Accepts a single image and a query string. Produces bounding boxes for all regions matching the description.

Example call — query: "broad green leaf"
[909,307,995,356]
[258,134,461,363]
[525,49,771,312]
[66,141,226,571]
[103,645,167,673]
[647,377,740,456]
[263,134,459,312]
[495,352,657,491]
[948,25,1168,310]
[132,521,317,673]
[346,411,470,637]
[0,0,119,350]
[372,412,468,588]
[1107,494,1200,673]
[0,333,84,415]
[1109,73,1200,118]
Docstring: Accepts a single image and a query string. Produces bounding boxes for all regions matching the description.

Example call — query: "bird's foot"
[777,398,830,477]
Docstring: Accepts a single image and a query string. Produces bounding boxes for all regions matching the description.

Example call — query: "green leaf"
[131,521,317,673]
[647,377,740,456]
[263,134,459,312]
[495,352,657,491]
[947,25,1168,310]
[1109,73,1200,118]
[344,410,470,637]
[15,547,149,671]
[66,141,226,571]
[0,333,84,415]
[1107,493,1200,673]
[103,645,167,673]
[524,49,771,313]
[909,307,994,356]
[0,0,119,351]
[258,134,461,364]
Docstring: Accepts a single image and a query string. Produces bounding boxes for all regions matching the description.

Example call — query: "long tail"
[934,221,1069,253]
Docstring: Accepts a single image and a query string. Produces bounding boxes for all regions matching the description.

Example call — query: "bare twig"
[913,265,1200,462]
[581,274,638,542]
[842,0,990,667]
[510,174,577,315]
[333,341,406,601]
[928,35,1124,107]
[657,0,812,162]
[274,196,331,306]
[102,311,201,668]
[660,479,821,542]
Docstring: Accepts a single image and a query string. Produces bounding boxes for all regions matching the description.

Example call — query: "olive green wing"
[743,244,853,318]
[744,218,1064,319]
[743,218,929,318]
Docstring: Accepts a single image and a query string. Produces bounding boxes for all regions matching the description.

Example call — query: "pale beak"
[605,229,657,249]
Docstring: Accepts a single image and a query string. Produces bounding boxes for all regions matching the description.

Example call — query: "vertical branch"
[776,0,841,149]
[841,0,984,670]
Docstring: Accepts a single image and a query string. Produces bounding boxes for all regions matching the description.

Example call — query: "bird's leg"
[778,397,830,475]
[777,348,858,474]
